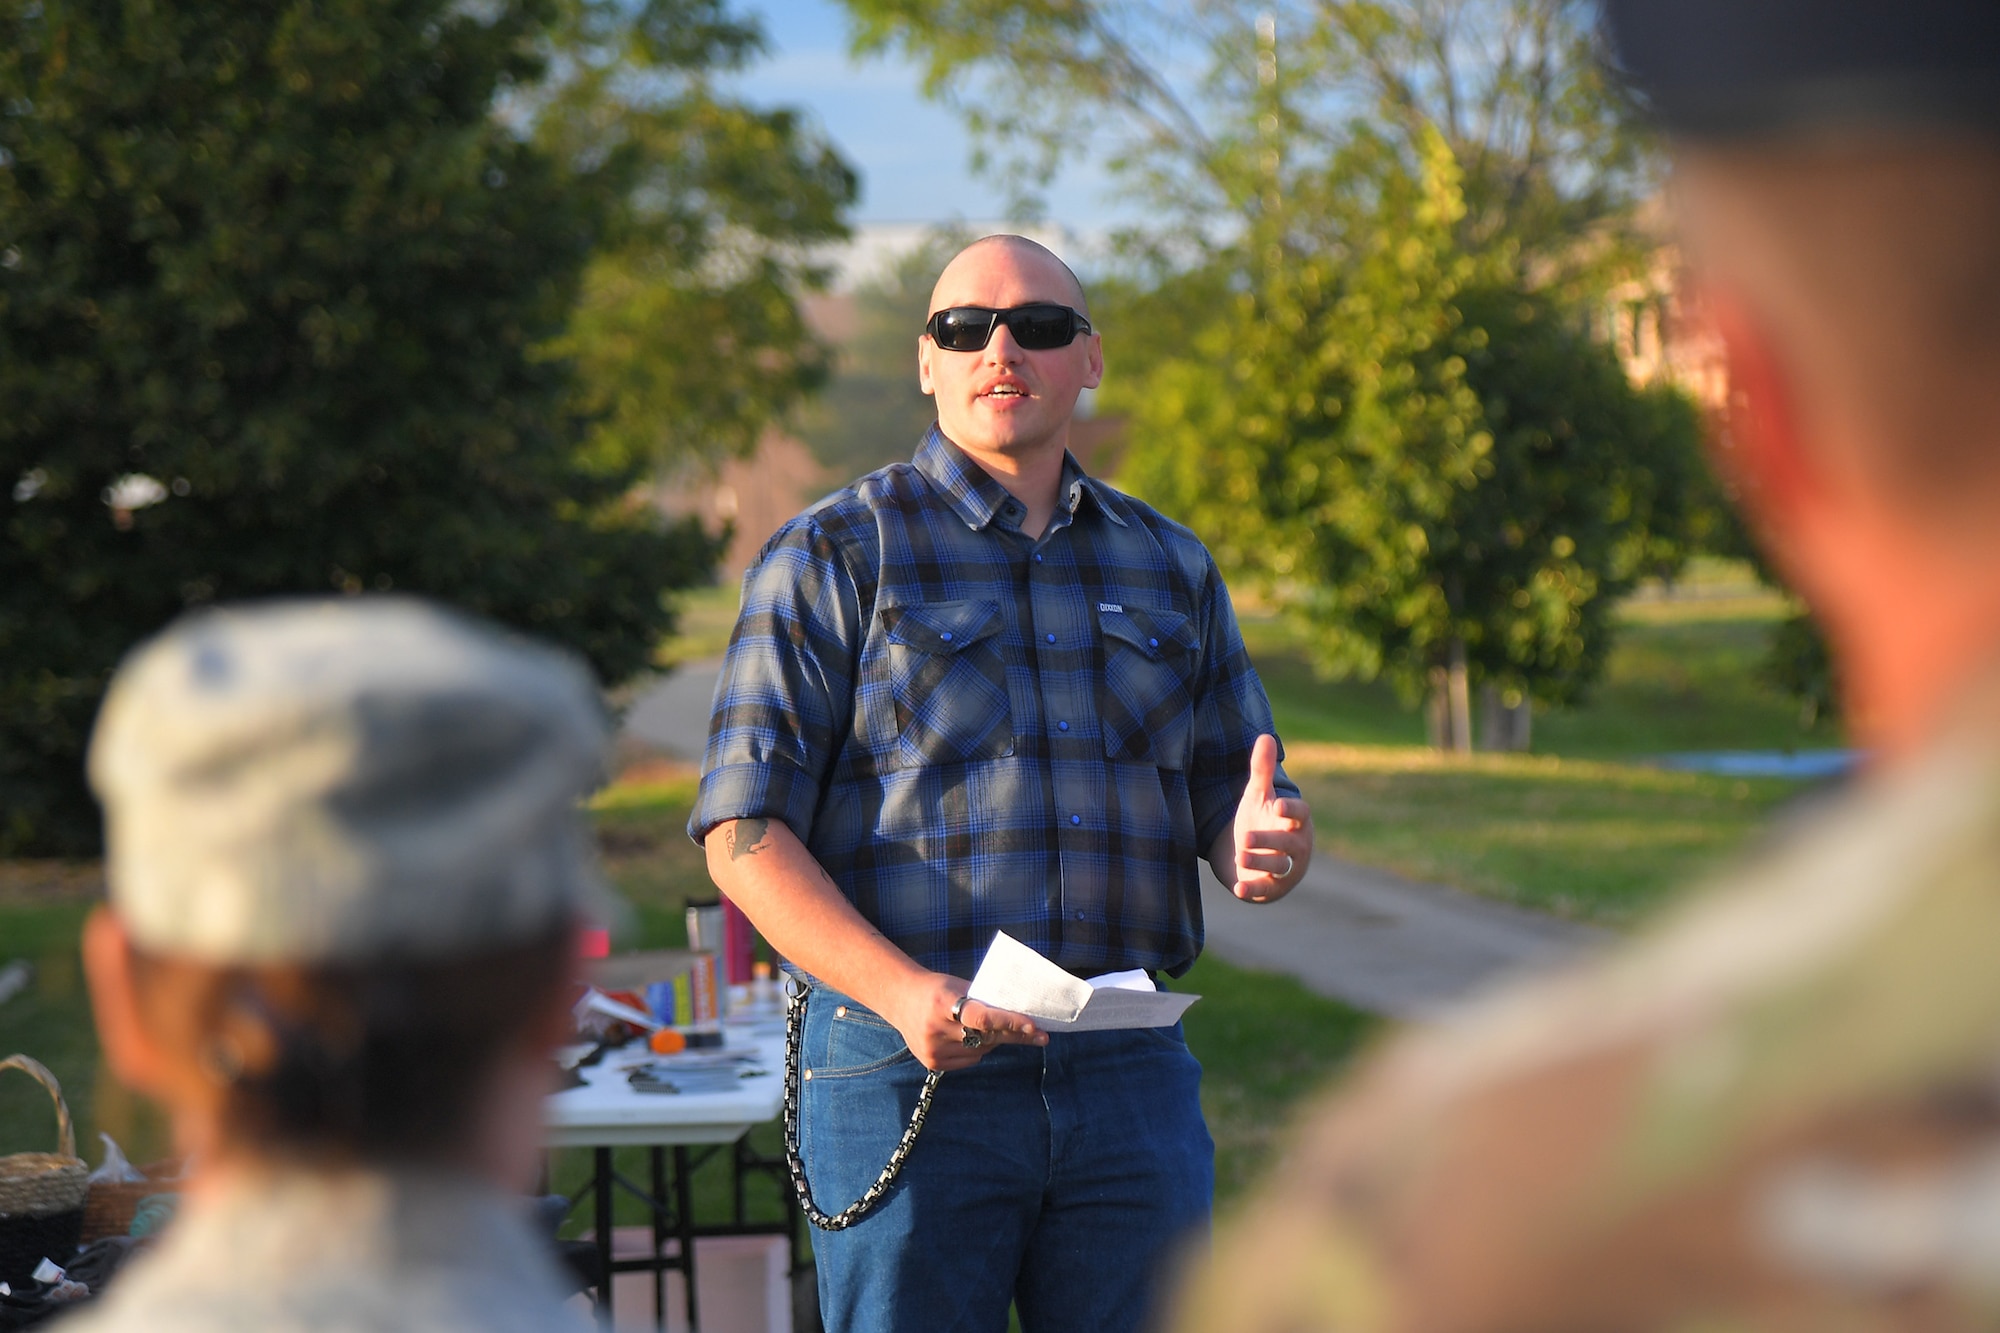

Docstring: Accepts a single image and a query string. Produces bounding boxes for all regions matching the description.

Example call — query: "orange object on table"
[648,1028,687,1056]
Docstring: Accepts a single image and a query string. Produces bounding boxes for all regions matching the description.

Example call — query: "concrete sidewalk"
[1197,857,1606,1019]
[621,657,725,761]
[623,660,1609,1018]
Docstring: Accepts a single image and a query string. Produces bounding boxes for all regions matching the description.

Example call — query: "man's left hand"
[1223,734,1312,903]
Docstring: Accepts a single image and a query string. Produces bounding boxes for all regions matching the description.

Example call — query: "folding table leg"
[733,1137,748,1223]
[676,1145,700,1332]
[593,1146,615,1324]
[651,1147,668,1328]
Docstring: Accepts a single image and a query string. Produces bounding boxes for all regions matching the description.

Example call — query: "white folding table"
[545,1016,796,1329]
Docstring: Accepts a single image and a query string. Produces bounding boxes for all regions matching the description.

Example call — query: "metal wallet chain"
[783,977,942,1231]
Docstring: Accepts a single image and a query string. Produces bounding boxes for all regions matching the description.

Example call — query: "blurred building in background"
[1607,205,1732,410]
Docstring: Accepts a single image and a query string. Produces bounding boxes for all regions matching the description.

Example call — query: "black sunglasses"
[925,303,1093,352]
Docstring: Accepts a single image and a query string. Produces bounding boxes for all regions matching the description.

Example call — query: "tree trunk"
[1479,683,1534,752]
[1447,636,1472,755]
[1427,666,1451,750]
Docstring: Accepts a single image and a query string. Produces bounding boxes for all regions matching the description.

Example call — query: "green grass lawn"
[1284,745,1797,924]
[1241,561,1843,923]
[1535,587,1841,758]
[1246,565,1841,760]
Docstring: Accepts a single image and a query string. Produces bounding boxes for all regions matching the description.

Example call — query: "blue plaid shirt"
[689,427,1295,980]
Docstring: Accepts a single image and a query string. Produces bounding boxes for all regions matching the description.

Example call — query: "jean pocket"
[811,997,917,1080]
[1098,604,1197,769]
[799,996,924,1204]
[883,598,1014,767]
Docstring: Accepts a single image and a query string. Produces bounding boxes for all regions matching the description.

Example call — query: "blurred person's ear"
[1695,279,1901,627]
[1695,271,2000,752]
[82,908,179,1102]
[520,921,588,1054]
[1700,283,1819,570]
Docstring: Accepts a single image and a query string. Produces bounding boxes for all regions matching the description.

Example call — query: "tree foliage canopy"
[844,0,1650,284]
[0,0,850,852]
[1115,130,1702,705]
[534,0,856,473]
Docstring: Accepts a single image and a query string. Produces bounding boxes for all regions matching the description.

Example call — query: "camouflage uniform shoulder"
[1181,742,2000,1332]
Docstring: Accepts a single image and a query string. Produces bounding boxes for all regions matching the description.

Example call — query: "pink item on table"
[722,896,755,985]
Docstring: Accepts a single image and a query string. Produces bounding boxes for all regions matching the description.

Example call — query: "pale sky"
[721,0,1130,231]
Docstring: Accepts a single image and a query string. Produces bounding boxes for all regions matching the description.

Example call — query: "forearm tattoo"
[726,817,771,861]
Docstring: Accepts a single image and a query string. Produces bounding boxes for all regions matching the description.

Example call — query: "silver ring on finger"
[950,994,970,1024]
[961,1027,985,1049]
[1280,854,1295,878]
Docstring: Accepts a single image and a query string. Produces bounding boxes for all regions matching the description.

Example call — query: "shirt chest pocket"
[881,599,1015,768]
[1097,604,1198,770]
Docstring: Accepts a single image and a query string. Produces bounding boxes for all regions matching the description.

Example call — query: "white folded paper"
[966,931,1198,1031]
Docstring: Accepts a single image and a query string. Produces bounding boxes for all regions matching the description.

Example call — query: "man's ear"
[917,334,937,397]
[1700,282,1822,567]
[82,908,173,1098]
[1082,333,1104,391]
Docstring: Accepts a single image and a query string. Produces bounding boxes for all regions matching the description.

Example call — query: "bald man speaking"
[691,236,1313,1332]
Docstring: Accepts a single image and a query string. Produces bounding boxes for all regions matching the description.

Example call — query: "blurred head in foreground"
[73,598,608,1330]
[1174,3,2000,1331]
[1625,0,2000,756]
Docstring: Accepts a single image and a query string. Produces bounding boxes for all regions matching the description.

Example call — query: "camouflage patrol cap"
[1602,0,2000,139]
[88,597,618,964]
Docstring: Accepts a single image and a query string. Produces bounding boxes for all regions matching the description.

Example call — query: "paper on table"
[966,931,1198,1032]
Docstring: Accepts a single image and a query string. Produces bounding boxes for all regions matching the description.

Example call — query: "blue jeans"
[796,985,1214,1333]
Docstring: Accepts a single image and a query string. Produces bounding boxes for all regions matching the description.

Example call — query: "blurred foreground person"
[1174,2,2000,1330]
[70,599,608,1332]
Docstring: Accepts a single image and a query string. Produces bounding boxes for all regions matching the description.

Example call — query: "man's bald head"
[916,233,1103,469]
[928,235,1090,318]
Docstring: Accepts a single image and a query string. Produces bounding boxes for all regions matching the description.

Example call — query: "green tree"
[534,0,857,472]
[0,0,844,853]
[1437,282,1707,728]
[1118,134,1705,748]
[1762,611,1838,731]
[1706,507,1843,732]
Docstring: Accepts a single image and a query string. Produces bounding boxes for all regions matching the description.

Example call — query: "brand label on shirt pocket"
[1097,604,1197,769]
[881,599,1014,768]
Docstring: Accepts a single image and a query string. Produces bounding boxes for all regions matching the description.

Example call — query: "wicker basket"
[81,1158,184,1243]
[0,1055,88,1284]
